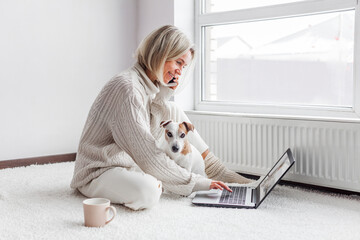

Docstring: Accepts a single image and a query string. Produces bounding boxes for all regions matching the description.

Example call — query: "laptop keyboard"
[219,186,247,205]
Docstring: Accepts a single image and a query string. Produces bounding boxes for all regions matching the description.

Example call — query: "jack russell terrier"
[159,120,207,177]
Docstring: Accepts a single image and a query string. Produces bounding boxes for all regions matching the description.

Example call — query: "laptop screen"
[258,150,294,201]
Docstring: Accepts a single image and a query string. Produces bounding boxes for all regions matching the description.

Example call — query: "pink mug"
[83,198,117,227]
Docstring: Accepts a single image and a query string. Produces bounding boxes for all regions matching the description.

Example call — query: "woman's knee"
[80,167,163,211]
[125,177,163,211]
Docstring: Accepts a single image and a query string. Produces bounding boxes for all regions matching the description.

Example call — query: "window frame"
[194,0,360,121]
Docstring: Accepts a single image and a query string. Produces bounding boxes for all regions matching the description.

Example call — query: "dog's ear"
[182,122,194,133]
[160,120,172,128]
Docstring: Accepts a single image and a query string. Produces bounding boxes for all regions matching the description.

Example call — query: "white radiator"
[187,111,360,192]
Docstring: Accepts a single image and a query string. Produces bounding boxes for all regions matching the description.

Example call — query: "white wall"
[0,0,196,161]
[136,0,175,44]
[0,0,137,160]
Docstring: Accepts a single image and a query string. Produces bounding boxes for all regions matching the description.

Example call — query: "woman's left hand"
[169,79,179,90]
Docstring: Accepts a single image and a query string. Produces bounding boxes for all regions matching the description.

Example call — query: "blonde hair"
[136,25,195,84]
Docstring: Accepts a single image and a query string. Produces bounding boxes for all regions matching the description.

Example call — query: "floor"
[1,161,360,240]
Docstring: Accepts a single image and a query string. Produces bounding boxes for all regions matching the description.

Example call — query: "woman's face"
[163,50,192,90]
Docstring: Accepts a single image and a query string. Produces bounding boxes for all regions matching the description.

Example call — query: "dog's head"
[160,120,194,154]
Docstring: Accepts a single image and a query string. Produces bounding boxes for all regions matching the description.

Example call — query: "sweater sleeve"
[111,90,211,196]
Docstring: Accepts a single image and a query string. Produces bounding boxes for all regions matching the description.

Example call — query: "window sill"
[186,109,360,124]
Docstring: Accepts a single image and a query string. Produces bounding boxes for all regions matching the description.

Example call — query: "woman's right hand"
[210,181,232,192]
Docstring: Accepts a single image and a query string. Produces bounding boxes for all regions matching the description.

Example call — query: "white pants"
[79,102,209,210]
[79,166,162,211]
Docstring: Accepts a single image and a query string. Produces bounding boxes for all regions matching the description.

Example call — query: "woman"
[70,25,251,211]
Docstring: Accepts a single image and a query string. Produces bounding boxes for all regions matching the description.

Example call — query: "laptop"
[192,148,295,209]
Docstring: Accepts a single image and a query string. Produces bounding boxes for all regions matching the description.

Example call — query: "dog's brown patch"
[178,123,192,155]
[181,140,192,155]
[184,122,194,132]
[178,123,187,134]
[179,122,194,134]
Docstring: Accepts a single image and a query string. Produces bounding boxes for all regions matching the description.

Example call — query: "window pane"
[203,11,354,108]
[203,0,309,13]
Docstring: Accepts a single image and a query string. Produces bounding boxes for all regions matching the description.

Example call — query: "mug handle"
[105,206,117,225]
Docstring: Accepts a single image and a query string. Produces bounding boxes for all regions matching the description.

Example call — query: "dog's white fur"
[159,120,206,177]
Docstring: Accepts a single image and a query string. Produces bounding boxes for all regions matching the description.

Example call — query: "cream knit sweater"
[70,64,211,196]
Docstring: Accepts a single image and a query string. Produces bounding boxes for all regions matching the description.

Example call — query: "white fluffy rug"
[1,162,360,240]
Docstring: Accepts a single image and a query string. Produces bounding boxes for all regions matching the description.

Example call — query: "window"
[203,0,308,13]
[195,0,360,119]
